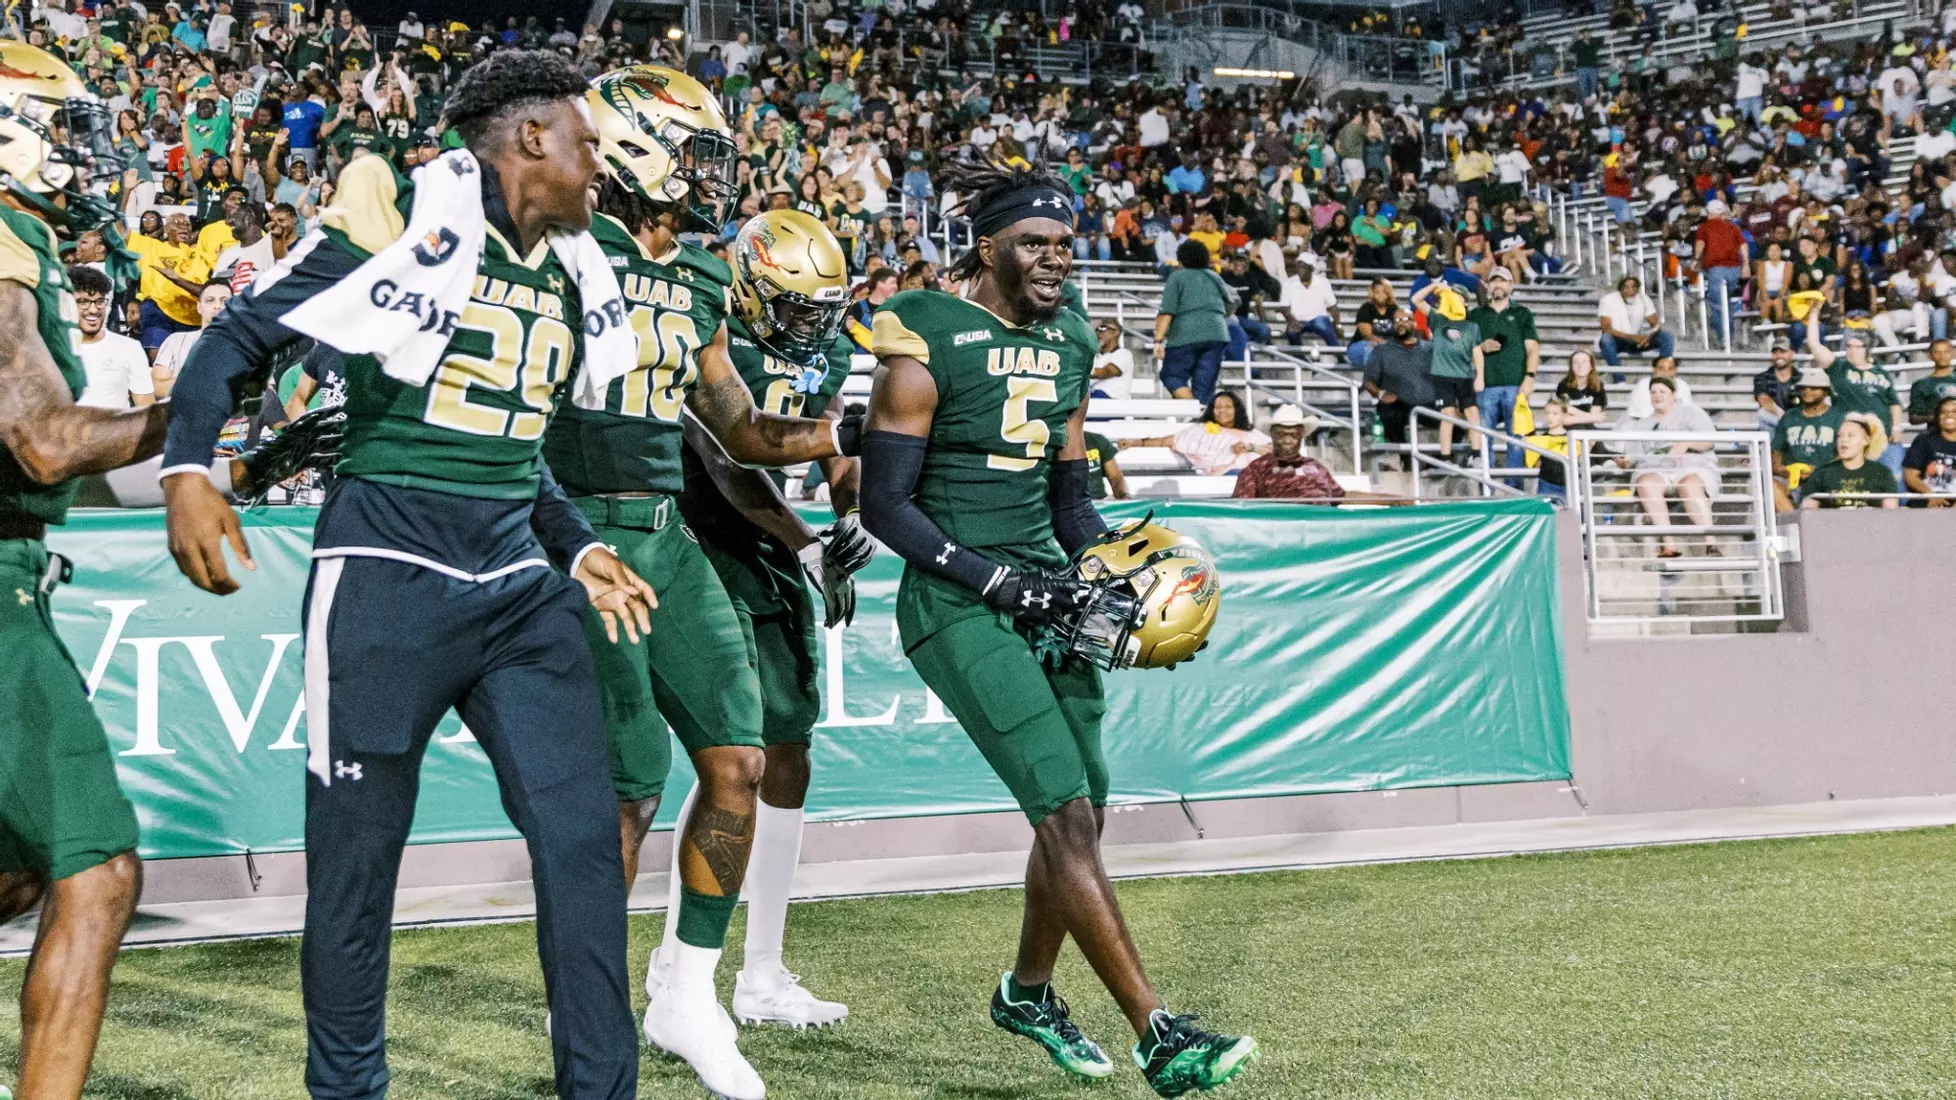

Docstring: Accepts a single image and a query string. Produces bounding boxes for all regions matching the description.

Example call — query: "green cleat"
[1132,1011,1259,1097]
[989,972,1116,1079]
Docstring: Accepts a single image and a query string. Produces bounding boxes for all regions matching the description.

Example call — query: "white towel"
[283,149,638,412]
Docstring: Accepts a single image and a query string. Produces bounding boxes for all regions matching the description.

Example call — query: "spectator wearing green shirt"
[1573,29,1602,99]
[1153,239,1236,403]
[1907,338,1956,425]
[1769,367,1845,512]
[1801,413,1900,509]
[1058,147,1092,196]
[1806,324,1904,473]
[331,103,392,166]
[819,64,855,117]
[1467,268,1539,478]
[183,91,232,165]
[1411,276,1484,455]
[1082,431,1128,500]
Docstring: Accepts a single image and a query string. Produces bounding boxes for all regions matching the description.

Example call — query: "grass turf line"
[2,827,1954,1099]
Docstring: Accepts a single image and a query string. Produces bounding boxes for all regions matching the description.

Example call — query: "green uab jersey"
[1827,361,1898,425]
[871,290,1095,564]
[1772,404,1846,470]
[0,206,87,527]
[250,156,586,499]
[679,314,852,547]
[543,211,731,496]
[730,313,854,421]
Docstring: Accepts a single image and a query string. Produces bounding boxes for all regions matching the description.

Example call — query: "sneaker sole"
[733,1009,848,1030]
[1202,1038,1260,1091]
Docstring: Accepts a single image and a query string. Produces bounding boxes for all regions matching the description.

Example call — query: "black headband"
[971,185,1075,239]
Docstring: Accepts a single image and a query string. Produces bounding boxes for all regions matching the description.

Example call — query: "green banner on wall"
[47,499,1570,860]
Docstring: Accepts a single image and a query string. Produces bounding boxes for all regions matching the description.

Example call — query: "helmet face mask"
[1034,519,1222,671]
[0,44,121,232]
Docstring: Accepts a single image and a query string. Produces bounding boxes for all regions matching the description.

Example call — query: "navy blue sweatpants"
[298,483,634,1100]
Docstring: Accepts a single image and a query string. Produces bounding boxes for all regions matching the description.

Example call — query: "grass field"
[8,827,1956,1099]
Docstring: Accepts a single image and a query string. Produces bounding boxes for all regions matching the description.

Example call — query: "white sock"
[660,782,700,961]
[669,942,722,998]
[741,802,805,977]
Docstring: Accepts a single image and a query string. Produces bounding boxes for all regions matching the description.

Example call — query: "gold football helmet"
[587,65,737,233]
[730,209,851,360]
[1038,517,1221,670]
[0,42,117,229]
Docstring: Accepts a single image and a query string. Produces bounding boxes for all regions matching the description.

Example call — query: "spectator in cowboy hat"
[1233,405,1404,503]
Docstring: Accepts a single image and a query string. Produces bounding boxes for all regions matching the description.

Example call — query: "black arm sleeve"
[1048,457,1110,557]
[530,461,601,573]
[859,430,1012,596]
[161,234,365,471]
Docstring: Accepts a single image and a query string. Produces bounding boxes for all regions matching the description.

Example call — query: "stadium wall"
[62,505,1956,904]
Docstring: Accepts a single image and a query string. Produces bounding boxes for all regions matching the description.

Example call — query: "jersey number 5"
[618,305,701,423]
[990,377,1056,472]
[425,302,572,441]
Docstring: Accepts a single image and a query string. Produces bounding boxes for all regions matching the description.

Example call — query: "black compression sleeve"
[859,430,1011,596]
[1048,457,1110,557]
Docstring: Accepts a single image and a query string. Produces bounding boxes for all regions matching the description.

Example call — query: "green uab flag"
[47,499,1570,860]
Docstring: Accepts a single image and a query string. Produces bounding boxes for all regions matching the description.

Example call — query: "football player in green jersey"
[675,208,867,1030]
[861,161,1257,1098]
[564,67,862,1099]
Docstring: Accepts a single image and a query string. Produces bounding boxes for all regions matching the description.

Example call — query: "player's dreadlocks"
[442,50,589,151]
[941,158,1072,283]
[595,174,661,236]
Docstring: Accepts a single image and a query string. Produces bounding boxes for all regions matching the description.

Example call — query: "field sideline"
[8,827,1955,1099]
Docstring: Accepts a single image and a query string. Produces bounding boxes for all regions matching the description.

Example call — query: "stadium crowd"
[20,0,1956,508]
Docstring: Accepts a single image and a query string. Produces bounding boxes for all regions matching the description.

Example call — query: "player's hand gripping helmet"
[1035,516,1221,671]
[588,65,737,234]
[730,209,851,361]
[0,42,119,231]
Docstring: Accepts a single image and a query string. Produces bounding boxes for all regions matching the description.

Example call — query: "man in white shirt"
[723,31,754,74]
[1278,258,1340,346]
[1735,57,1768,121]
[1598,274,1676,369]
[1091,320,1136,400]
[213,201,278,292]
[1138,104,1170,148]
[1495,143,1530,192]
[151,281,233,399]
[206,2,236,53]
[69,266,154,410]
[396,11,424,39]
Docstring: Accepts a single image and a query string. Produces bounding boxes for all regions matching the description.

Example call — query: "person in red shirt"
[1231,405,1405,503]
[1694,200,1750,345]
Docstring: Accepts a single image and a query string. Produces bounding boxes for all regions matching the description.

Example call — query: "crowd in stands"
[16,0,1956,511]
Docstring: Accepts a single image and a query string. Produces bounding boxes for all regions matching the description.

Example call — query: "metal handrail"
[1406,406,1557,501]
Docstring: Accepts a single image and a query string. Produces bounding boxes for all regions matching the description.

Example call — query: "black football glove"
[799,539,857,628]
[985,570,1089,628]
[821,512,875,576]
[834,410,864,457]
[233,407,345,501]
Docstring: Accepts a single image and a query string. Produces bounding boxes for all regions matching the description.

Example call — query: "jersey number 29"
[424,302,571,441]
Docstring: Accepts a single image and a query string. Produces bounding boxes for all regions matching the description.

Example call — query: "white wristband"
[828,416,843,456]
[158,463,213,483]
[567,541,606,578]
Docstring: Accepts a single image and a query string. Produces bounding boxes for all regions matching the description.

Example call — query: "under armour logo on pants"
[335,760,363,781]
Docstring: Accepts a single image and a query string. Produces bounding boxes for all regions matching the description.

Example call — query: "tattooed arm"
[680,412,818,551]
[0,284,168,484]
[685,322,844,466]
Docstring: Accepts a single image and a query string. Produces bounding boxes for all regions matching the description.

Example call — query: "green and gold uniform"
[0,207,141,881]
[678,316,854,747]
[870,291,1103,824]
[543,211,762,802]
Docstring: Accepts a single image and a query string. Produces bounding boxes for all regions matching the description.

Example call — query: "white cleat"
[733,968,848,1029]
[644,985,765,1100]
[645,944,673,1001]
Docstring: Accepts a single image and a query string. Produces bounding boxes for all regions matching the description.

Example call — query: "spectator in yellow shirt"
[126,212,210,353]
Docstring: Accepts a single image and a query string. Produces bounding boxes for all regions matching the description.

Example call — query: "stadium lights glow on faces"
[1213,67,1295,80]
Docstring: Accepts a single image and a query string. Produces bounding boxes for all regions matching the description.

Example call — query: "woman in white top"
[1120,391,1270,477]
[1616,376,1720,557]
[1753,239,1791,325]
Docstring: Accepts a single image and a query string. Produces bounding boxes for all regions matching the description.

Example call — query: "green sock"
[1006,974,1051,1005]
[675,887,740,949]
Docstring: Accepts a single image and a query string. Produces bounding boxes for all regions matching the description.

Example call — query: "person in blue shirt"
[1167,150,1205,195]
[280,82,327,171]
